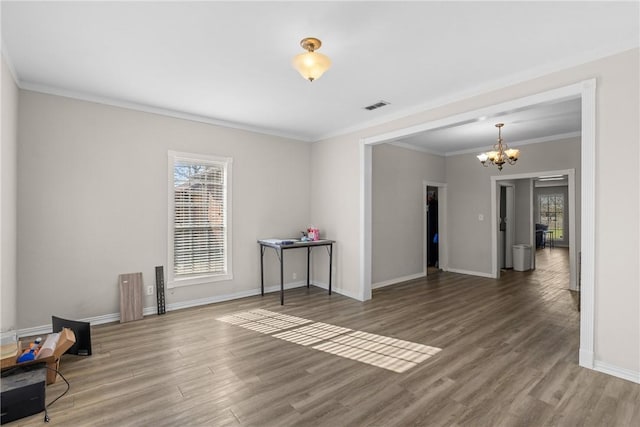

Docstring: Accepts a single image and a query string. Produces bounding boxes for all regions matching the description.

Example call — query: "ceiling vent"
[364,100,390,111]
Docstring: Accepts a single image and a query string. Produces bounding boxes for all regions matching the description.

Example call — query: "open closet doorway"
[426,186,439,275]
[498,184,515,270]
[423,181,447,276]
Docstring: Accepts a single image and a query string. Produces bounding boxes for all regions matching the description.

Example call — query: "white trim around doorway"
[360,78,596,373]
[490,169,576,291]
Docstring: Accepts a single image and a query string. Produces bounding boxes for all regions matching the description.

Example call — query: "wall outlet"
[146,285,154,296]
[293,273,297,280]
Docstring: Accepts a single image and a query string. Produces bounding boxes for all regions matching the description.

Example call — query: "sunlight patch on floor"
[217,309,441,373]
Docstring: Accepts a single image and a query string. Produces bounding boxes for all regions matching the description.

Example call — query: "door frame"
[360,79,596,369]
[490,169,576,290]
[423,181,448,274]
[496,182,516,270]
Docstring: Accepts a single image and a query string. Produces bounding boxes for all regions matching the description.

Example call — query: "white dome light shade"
[292,37,331,82]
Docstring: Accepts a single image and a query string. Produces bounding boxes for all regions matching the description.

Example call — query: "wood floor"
[9,248,640,426]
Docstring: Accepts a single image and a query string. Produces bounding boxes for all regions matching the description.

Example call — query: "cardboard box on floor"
[0,328,76,385]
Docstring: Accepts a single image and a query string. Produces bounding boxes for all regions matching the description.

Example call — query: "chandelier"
[477,123,520,171]
[292,37,331,82]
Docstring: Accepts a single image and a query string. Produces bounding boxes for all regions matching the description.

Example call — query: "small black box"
[1,364,46,424]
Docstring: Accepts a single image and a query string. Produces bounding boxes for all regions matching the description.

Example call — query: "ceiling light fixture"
[292,37,331,82]
[538,177,565,182]
[477,123,520,171]
[538,174,563,179]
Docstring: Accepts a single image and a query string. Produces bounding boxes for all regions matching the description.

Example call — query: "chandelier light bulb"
[477,123,520,171]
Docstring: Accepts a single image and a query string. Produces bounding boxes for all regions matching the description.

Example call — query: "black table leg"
[280,248,284,305]
[307,246,310,288]
[328,243,333,295]
[260,245,265,296]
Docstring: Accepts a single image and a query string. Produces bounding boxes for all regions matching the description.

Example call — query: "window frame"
[537,192,565,241]
[167,150,233,288]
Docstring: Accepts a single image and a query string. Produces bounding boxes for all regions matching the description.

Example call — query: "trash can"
[512,244,531,271]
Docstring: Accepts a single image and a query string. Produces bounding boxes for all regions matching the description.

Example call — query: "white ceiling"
[2,1,638,147]
[394,97,582,155]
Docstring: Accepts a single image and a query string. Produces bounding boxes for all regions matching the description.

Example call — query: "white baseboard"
[17,324,56,338]
[579,348,594,369]
[444,268,494,278]
[593,360,640,384]
[372,272,426,290]
[311,281,361,301]
[1,330,17,345]
[161,281,307,313]
[17,313,120,337]
[17,281,309,337]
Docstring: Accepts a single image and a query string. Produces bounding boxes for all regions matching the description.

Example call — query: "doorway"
[422,181,447,276]
[491,169,576,291]
[498,184,515,270]
[533,175,572,287]
[361,80,595,370]
[426,186,439,275]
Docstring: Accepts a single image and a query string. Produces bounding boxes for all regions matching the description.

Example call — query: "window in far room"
[537,193,564,240]
[168,151,232,288]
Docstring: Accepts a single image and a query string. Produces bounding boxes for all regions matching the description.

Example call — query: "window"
[538,193,564,240]
[168,151,232,288]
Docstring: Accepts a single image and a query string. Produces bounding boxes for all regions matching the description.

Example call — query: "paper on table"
[260,238,298,245]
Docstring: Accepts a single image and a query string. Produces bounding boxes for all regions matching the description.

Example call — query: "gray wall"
[369,140,574,283]
[1,54,19,337]
[371,143,445,285]
[445,137,581,275]
[17,91,311,329]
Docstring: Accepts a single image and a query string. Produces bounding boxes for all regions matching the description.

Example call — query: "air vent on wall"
[363,100,390,111]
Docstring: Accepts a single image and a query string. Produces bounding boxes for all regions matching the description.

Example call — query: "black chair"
[535,223,548,248]
[52,316,92,356]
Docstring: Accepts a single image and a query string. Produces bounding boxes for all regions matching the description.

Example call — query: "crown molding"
[18,80,312,143]
[6,41,636,144]
[387,131,581,157]
[314,44,638,142]
[388,141,446,157]
[444,131,582,157]
[1,40,19,85]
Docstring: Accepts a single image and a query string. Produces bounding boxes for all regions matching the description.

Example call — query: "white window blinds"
[169,152,232,287]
